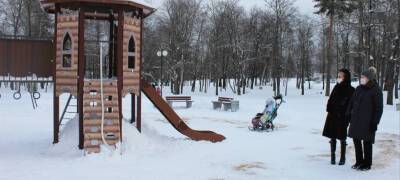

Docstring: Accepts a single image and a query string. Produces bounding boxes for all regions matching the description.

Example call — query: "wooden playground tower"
[41,0,224,154]
[41,0,154,153]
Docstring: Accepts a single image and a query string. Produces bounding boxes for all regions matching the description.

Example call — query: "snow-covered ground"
[0,80,399,180]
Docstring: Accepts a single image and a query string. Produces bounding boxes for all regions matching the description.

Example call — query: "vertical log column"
[131,93,136,123]
[53,5,60,144]
[108,15,114,78]
[137,13,143,132]
[78,8,85,149]
[117,10,124,140]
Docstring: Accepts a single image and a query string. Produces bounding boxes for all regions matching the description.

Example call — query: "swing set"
[0,36,54,109]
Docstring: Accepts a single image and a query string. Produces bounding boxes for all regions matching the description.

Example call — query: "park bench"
[212,97,239,112]
[166,96,193,108]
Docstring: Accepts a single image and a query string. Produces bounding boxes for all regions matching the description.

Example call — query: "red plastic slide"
[141,79,226,143]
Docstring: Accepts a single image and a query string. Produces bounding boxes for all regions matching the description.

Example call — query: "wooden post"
[137,93,141,132]
[137,13,143,132]
[78,8,85,149]
[53,96,59,143]
[117,9,124,140]
[108,14,114,78]
[53,5,60,144]
[131,93,136,123]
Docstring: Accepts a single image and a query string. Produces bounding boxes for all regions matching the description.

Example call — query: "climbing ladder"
[60,94,77,126]
[83,80,121,153]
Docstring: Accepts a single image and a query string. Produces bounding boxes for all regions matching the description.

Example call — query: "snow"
[127,0,155,9]
[0,80,399,180]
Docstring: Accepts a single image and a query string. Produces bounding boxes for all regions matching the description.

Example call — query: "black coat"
[347,81,383,143]
[323,82,355,140]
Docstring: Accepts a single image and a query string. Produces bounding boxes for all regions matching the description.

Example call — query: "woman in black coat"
[323,69,355,165]
[347,67,383,171]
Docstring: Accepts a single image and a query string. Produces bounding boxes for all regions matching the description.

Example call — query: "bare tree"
[159,0,202,94]
[266,0,296,96]
[0,0,24,36]
[296,16,314,95]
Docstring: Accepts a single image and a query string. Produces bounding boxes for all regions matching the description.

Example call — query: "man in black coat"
[323,69,355,165]
[346,67,384,171]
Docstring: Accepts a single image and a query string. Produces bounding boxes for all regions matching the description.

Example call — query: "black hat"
[338,68,351,83]
[361,67,377,80]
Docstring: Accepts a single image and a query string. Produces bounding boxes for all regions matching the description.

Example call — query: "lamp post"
[157,50,168,96]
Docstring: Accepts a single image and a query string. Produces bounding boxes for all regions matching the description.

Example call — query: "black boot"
[352,139,364,170]
[338,140,347,165]
[330,139,336,165]
[358,164,371,171]
[358,140,373,171]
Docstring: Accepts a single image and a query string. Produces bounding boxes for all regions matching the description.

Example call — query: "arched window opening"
[63,34,72,51]
[128,36,135,69]
[62,33,72,68]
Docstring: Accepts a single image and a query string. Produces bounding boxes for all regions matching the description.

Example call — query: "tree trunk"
[242,76,246,95]
[215,78,219,96]
[395,66,399,99]
[191,77,196,92]
[386,67,394,105]
[322,40,326,90]
[173,80,180,95]
[301,55,305,95]
[325,14,334,97]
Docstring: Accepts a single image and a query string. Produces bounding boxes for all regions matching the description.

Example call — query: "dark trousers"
[353,139,373,166]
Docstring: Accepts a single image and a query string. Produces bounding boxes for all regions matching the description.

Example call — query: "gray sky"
[144,0,317,15]
[240,0,316,14]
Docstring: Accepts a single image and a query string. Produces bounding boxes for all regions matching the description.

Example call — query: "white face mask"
[337,78,343,84]
[360,77,369,85]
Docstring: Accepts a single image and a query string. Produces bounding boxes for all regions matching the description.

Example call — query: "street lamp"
[157,50,168,96]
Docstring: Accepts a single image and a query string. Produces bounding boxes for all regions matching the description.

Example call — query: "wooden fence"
[0,37,54,77]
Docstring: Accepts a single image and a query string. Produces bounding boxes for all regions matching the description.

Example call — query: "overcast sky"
[240,0,316,14]
[144,0,317,15]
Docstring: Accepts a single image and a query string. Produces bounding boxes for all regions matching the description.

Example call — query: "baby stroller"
[249,95,285,132]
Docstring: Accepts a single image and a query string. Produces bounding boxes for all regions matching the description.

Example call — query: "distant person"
[346,67,383,171]
[323,69,355,165]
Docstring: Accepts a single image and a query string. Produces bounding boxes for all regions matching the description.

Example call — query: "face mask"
[360,77,369,85]
[337,78,343,84]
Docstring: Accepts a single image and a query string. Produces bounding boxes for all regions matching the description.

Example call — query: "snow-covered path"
[0,81,398,180]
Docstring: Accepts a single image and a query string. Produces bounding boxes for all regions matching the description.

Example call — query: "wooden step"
[86,147,101,154]
[84,132,121,140]
[84,139,119,148]
[83,100,119,107]
[84,125,121,133]
[83,113,119,119]
[83,119,119,126]
[83,106,120,113]
[83,93,118,100]
[83,87,118,94]
[84,81,118,87]
[83,112,119,121]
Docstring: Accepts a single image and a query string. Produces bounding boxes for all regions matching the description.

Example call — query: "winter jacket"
[323,82,355,140]
[347,81,383,143]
